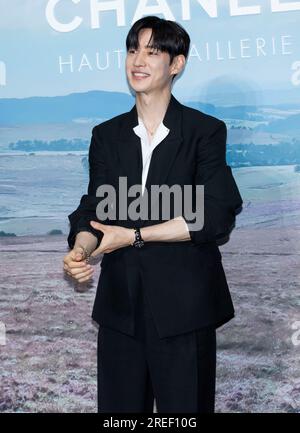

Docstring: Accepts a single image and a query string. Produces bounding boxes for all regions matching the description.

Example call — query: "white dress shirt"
[133,116,189,233]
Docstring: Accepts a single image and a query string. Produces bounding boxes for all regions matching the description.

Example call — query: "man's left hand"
[89,221,134,257]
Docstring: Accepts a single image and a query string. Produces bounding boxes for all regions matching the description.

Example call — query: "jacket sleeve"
[182,120,243,245]
[67,126,106,250]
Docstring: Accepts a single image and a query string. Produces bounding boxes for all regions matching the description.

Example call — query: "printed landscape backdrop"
[0,0,300,413]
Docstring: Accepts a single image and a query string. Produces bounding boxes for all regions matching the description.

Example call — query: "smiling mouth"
[132,72,150,79]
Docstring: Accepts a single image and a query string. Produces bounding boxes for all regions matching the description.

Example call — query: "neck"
[135,90,171,129]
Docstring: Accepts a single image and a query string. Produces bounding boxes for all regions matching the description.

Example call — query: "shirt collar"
[133,116,170,141]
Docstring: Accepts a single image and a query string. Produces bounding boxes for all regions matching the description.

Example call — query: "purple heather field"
[0,223,299,413]
[0,163,300,412]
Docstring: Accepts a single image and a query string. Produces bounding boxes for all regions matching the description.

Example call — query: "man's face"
[126,27,176,94]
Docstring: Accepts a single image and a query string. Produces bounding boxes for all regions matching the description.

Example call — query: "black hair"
[126,16,190,82]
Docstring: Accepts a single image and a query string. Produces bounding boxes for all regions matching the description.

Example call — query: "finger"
[66,251,85,263]
[64,251,83,263]
[69,267,91,278]
[75,269,94,281]
[90,221,105,231]
[64,268,72,277]
[63,263,71,273]
[90,249,103,258]
[77,275,93,283]
[72,269,94,280]
[63,256,73,265]
[74,252,83,258]
[68,261,88,269]
[74,253,85,261]
[71,267,93,278]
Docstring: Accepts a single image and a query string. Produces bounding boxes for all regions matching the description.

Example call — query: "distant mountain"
[254,113,300,133]
[1,90,300,135]
[0,90,134,125]
[0,89,263,125]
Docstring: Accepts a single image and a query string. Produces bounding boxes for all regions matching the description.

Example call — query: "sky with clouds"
[1,0,300,103]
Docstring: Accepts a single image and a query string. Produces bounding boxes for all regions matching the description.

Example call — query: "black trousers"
[97,269,216,413]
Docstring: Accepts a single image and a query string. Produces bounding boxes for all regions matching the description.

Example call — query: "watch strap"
[132,227,144,248]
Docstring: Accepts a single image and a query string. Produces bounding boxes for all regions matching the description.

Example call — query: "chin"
[130,83,151,93]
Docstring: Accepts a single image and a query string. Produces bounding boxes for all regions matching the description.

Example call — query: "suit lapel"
[116,93,183,225]
[116,126,143,194]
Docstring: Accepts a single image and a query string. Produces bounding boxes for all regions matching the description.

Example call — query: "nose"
[133,50,146,67]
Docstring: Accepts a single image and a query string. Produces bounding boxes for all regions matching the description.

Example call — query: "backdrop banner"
[0,0,299,413]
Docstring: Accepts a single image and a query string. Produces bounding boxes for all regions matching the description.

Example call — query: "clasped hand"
[63,221,134,284]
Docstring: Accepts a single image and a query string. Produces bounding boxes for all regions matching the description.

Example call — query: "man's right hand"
[63,246,94,283]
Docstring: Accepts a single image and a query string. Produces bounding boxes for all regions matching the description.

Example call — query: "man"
[63,16,243,413]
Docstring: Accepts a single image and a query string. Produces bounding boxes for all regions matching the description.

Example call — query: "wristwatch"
[131,227,145,248]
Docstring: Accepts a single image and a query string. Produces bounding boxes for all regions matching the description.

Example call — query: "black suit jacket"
[67,93,243,338]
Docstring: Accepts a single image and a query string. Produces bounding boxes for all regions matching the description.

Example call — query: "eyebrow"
[129,44,160,51]
[135,44,158,49]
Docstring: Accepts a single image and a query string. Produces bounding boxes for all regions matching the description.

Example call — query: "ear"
[175,54,186,74]
[170,54,185,80]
